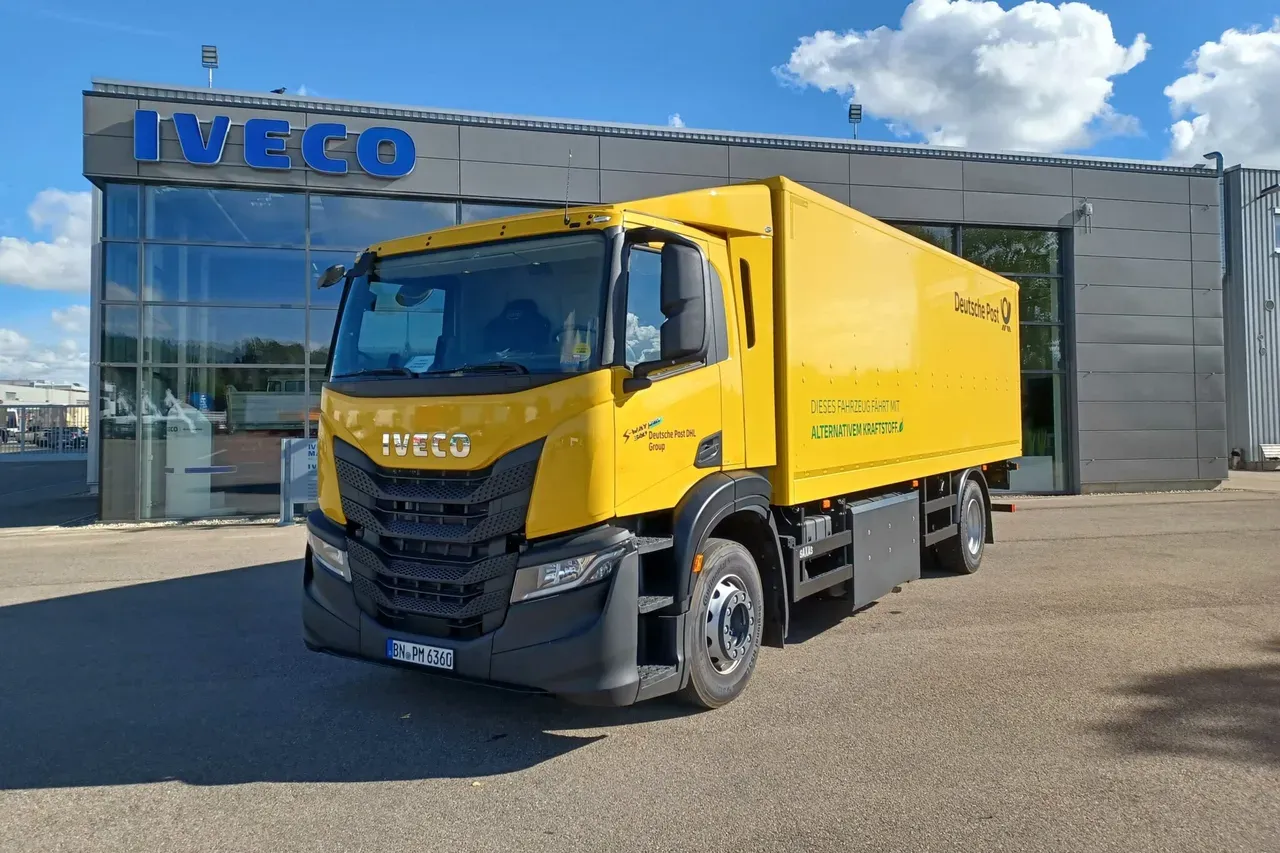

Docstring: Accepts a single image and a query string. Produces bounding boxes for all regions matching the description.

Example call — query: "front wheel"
[933,476,986,574]
[678,538,765,710]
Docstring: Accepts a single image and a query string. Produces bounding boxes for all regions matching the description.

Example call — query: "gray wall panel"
[1076,343,1194,373]
[138,100,304,128]
[1190,176,1220,207]
[84,96,137,137]
[1193,260,1222,289]
[1194,344,1225,374]
[309,158,460,195]
[1197,430,1227,456]
[460,126,598,168]
[1191,232,1221,263]
[848,185,964,221]
[1193,317,1224,347]
[728,147,848,184]
[1081,458,1199,483]
[600,138,728,177]
[1075,315,1193,346]
[1196,371,1227,402]
[462,161,597,202]
[1072,169,1189,204]
[600,170,725,201]
[308,115,459,159]
[1077,402,1196,431]
[961,161,1073,196]
[1074,285,1192,317]
[1075,227,1192,261]
[1193,288,1224,318]
[1191,204,1220,235]
[1076,372,1195,402]
[801,182,851,206]
[137,159,308,188]
[1078,429,1198,460]
[849,154,962,190]
[962,192,1074,227]
[1086,198,1191,233]
[1075,256,1190,288]
[83,136,138,179]
[1200,455,1229,480]
[1196,403,1227,431]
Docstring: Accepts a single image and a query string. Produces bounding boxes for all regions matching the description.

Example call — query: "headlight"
[308,531,350,582]
[510,545,630,603]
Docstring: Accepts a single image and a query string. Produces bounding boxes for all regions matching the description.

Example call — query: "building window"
[104,184,140,240]
[308,194,455,250]
[143,245,307,305]
[145,186,306,246]
[1273,209,1280,253]
[100,181,540,520]
[460,202,549,224]
[886,221,1070,493]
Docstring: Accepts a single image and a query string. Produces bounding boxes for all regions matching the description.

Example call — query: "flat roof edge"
[89,78,1214,176]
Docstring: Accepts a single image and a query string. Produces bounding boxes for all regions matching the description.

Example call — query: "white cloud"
[626,313,661,365]
[1165,21,1280,166]
[775,0,1149,153]
[52,305,90,334]
[0,329,30,357]
[297,84,315,97]
[0,327,89,385]
[667,113,686,128]
[0,189,91,292]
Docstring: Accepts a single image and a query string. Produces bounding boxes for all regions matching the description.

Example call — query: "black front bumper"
[302,512,643,706]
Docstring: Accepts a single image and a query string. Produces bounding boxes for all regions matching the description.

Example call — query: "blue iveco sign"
[133,110,416,178]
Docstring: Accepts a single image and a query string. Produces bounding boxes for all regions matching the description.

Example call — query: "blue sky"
[1,0,1278,382]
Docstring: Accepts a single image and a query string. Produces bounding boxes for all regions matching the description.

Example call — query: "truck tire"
[678,538,765,710]
[934,477,985,574]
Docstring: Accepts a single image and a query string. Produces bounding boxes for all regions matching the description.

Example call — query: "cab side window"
[624,248,663,369]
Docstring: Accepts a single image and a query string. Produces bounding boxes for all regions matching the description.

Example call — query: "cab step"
[638,595,675,614]
[636,664,680,701]
[636,536,674,554]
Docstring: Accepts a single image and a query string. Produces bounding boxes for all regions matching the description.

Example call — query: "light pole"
[201,45,219,88]
[847,103,863,140]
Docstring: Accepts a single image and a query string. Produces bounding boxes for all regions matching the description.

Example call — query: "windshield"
[329,232,608,380]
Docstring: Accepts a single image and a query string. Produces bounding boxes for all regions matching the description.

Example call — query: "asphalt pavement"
[0,459,96,529]
[0,486,1277,853]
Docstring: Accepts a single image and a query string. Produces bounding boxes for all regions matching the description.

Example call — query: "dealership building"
[82,78,1229,521]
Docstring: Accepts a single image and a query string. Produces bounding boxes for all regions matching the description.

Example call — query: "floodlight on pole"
[201,45,219,88]
[847,103,863,140]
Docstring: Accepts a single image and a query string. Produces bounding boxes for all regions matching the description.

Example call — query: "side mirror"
[317,263,347,289]
[623,242,708,393]
[658,243,707,363]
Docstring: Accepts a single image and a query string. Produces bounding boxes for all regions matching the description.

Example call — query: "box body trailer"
[300,176,1021,708]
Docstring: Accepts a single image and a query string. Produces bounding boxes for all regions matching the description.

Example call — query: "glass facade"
[98,184,548,520]
[895,223,1071,492]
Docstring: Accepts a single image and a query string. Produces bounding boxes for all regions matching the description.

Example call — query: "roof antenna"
[563,148,573,225]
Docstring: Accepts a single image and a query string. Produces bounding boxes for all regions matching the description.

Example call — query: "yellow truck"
[303,176,1021,708]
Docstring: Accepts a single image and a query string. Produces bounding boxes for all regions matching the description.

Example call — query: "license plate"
[386,638,455,670]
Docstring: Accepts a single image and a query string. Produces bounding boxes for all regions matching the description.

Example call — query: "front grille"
[334,437,543,639]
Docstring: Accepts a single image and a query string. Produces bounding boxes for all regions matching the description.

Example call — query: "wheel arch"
[672,471,788,649]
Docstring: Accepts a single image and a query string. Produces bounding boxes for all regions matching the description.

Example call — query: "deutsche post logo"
[1000,297,1013,331]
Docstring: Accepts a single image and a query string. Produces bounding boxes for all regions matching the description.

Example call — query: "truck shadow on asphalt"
[1094,638,1280,768]
[0,561,691,790]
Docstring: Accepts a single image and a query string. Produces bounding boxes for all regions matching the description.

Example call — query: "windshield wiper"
[426,361,530,376]
[332,367,419,379]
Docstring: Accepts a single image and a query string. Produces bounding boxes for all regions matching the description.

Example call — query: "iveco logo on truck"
[382,432,471,458]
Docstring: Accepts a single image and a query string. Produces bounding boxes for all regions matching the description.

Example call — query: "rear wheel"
[678,538,765,710]
[934,476,986,574]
